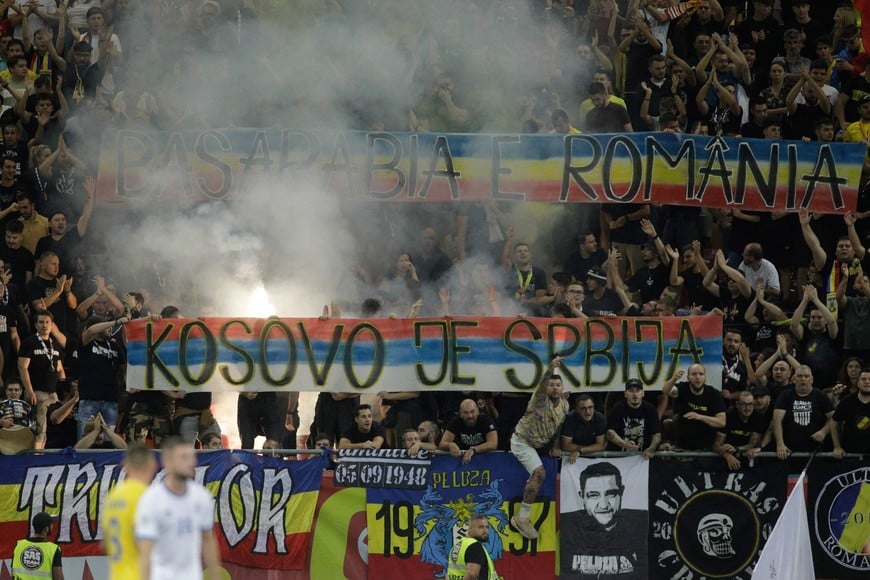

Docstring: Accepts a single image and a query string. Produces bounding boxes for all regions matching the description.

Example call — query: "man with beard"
[136,437,221,580]
[502,240,547,315]
[663,364,727,450]
[832,368,870,455]
[606,378,661,457]
[721,329,754,401]
[34,186,94,277]
[440,398,497,464]
[773,365,839,458]
[560,461,647,578]
[446,514,499,580]
[510,357,569,540]
[790,284,839,389]
[714,391,764,470]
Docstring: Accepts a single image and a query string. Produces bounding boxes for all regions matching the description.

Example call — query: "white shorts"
[510,433,543,474]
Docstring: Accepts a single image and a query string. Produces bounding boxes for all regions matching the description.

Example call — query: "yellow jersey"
[102,479,148,580]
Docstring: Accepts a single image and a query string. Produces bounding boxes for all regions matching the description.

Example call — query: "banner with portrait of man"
[559,456,649,579]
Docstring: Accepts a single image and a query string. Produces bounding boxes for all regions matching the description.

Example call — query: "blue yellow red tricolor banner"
[0,449,327,571]
[96,129,863,213]
[124,316,724,392]
[366,453,559,579]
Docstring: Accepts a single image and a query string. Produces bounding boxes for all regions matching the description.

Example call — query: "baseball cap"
[751,385,770,397]
[858,94,870,105]
[587,266,607,282]
[625,378,643,391]
[32,512,55,530]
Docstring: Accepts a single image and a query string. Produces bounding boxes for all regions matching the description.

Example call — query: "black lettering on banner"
[546,322,581,387]
[178,320,217,386]
[116,130,154,198]
[507,497,549,556]
[785,144,799,210]
[584,319,616,387]
[601,136,642,202]
[695,138,733,204]
[449,320,477,386]
[666,319,704,378]
[375,500,415,558]
[417,135,461,199]
[324,132,355,195]
[279,129,320,172]
[298,322,343,385]
[492,136,524,200]
[734,142,778,208]
[258,319,296,386]
[621,319,630,384]
[366,132,406,199]
[408,134,418,198]
[800,145,848,210]
[145,322,178,389]
[344,323,385,389]
[633,320,664,384]
[239,130,273,173]
[561,135,602,202]
[161,132,193,197]
[503,319,544,389]
[645,136,695,202]
[195,130,233,199]
[218,320,255,385]
[413,321,449,386]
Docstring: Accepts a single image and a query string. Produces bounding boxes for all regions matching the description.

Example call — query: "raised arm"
[799,209,826,270]
[662,369,684,399]
[845,212,867,260]
[715,250,751,296]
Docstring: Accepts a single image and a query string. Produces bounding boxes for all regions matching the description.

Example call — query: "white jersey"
[135,480,215,580]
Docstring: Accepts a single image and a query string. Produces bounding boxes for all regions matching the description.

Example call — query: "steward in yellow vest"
[12,512,63,580]
[446,515,499,580]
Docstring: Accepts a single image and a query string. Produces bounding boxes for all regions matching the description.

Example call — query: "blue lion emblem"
[414,479,509,578]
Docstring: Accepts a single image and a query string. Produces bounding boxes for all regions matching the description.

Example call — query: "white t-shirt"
[738,258,781,292]
[13,1,56,40]
[135,480,215,580]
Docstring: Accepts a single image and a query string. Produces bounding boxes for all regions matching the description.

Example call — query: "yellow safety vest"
[12,538,59,579]
[446,537,499,580]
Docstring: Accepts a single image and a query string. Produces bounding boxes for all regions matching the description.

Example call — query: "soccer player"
[135,437,222,580]
[102,443,157,579]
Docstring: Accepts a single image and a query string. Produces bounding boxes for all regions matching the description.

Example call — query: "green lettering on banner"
[145,322,178,389]
[179,320,217,386]
[547,322,581,387]
[633,320,664,385]
[666,319,704,379]
[449,320,477,386]
[218,320,255,385]
[503,319,543,390]
[298,322,343,385]
[414,321,449,386]
[584,319,616,388]
[344,323,385,390]
[259,319,296,386]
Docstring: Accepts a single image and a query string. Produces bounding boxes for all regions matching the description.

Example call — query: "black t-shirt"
[34,230,83,274]
[45,400,76,448]
[0,244,34,292]
[774,387,833,451]
[601,205,645,245]
[73,337,125,402]
[445,413,496,450]
[585,104,630,133]
[628,263,669,304]
[606,400,661,451]
[0,142,28,176]
[721,356,749,395]
[561,411,606,446]
[463,541,490,579]
[177,392,212,412]
[680,269,719,310]
[584,288,623,317]
[565,250,607,284]
[721,407,764,447]
[19,333,63,393]
[833,394,870,454]
[672,382,726,450]
[841,74,870,125]
[786,101,828,141]
[25,275,70,332]
[342,422,387,445]
[0,301,18,357]
[504,266,547,304]
[720,289,754,330]
[740,122,765,139]
[798,328,841,389]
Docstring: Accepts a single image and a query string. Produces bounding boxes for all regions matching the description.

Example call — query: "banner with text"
[366,453,558,579]
[648,460,788,579]
[96,129,862,213]
[808,460,870,579]
[560,456,650,579]
[0,450,328,571]
[335,449,432,489]
[124,316,723,392]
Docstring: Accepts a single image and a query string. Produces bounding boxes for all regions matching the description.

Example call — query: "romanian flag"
[366,454,559,579]
[0,449,327,571]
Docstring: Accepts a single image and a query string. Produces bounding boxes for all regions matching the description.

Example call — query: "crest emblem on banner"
[649,466,786,580]
[414,481,509,578]
[813,466,870,572]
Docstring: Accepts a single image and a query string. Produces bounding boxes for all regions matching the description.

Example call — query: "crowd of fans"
[0,0,867,464]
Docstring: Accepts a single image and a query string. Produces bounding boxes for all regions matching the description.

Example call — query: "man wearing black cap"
[583,266,623,317]
[606,378,661,458]
[12,512,63,579]
[626,238,669,305]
